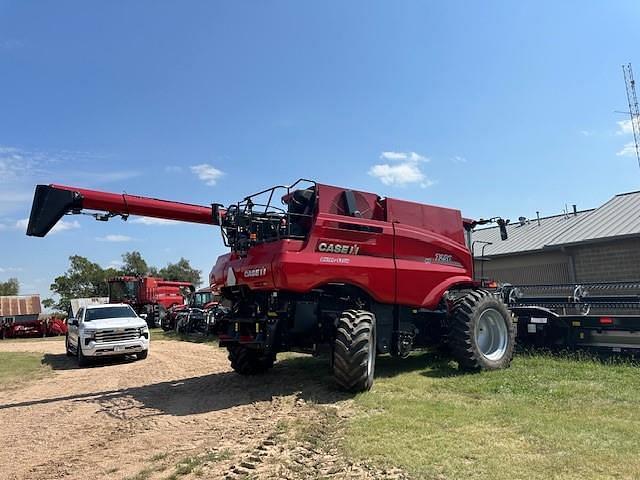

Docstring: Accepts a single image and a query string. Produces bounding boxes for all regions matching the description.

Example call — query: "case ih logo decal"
[243,267,268,278]
[317,242,360,255]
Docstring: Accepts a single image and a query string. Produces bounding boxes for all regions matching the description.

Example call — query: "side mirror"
[139,313,148,320]
[498,219,509,241]
[69,319,78,326]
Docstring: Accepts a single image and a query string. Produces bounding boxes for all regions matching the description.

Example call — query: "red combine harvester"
[108,275,194,328]
[27,180,512,391]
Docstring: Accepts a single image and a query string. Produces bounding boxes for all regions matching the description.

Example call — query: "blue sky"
[1,1,639,298]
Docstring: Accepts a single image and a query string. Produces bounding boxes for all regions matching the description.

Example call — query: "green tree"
[121,251,149,277]
[158,258,201,286]
[48,256,112,311]
[0,278,19,296]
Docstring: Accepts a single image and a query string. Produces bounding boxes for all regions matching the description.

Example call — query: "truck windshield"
[85,306,136,322]
[109,281,138,302]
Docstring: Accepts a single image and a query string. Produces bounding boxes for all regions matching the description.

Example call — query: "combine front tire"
[228,345,275,375]
[449,289,515,371]
[333,309,376,392]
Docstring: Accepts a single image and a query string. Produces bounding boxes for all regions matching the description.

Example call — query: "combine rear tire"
[228,345,275,375]
[449,289,515,371]
[333,309,376,392]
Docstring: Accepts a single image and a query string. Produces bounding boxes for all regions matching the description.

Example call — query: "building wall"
[571,238,640,282]
[474,250,571,285]
[475,237,640,285]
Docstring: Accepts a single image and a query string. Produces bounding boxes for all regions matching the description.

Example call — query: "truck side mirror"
[139,313,148,320]
[69,318,78,326]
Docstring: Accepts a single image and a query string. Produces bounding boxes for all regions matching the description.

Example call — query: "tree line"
[42,251,201,311]
[0,278,19,296]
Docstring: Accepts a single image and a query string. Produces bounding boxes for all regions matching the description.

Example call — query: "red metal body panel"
[51,184,217,225]
[210,183,474,309]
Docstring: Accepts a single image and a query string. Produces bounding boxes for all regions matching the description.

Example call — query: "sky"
[1,1,640,299]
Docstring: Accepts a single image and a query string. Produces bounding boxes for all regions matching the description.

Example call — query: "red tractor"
[27,179,514,391]
[108,275,194,328]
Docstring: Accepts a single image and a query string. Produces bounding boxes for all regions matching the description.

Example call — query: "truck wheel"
[333,309,376,392]
[77,341,90,367]
[449,289,515,371]
[137,350,148,360]
[65,335,73,356]
[227,345,275,375]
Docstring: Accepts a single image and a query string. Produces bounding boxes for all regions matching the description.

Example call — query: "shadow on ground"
[3,349,469,417]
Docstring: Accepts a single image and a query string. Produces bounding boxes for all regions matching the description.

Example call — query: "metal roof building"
[472,191,640,285]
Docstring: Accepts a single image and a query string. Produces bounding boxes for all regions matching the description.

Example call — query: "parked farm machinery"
[27,180,514,391]
[108,276,194,328]
[503,281,640,355]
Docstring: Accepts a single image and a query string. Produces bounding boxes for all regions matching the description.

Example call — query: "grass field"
[0,351,53,390]
[344,351,640,480]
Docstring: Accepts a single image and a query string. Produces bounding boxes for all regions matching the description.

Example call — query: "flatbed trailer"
[502,282,640,355]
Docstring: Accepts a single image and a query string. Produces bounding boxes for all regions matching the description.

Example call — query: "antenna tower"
[622,63,640,168]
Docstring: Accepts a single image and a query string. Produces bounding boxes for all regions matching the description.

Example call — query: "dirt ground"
[0,339,407,480]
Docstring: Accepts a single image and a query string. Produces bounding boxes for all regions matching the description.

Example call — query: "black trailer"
[501,282,640,355]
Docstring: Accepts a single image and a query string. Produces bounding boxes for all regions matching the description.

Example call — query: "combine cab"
[27,179,514,391]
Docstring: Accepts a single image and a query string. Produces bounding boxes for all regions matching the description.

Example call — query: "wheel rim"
[366,328,375,378]
[475,308,508,361]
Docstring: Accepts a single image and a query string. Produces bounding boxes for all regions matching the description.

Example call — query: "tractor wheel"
[448,289,515,371]
[227,345,275,375]
[77,340,90,367]
[65,334,73,357]
[333,309,376,392]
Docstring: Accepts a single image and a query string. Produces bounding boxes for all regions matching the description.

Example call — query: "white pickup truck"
[65,303,150,366]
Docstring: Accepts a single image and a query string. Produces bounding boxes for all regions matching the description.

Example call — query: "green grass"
[343,351,640,480]
[164,450,231,479]
[0,351,53,390]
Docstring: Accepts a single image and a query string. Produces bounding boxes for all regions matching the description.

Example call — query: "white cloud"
[0,267,23,273]
[451,156,467,163]
[190,163,224,186]
[369,151,433,187]
[130,217,181,226]
[165,166,183,173]
[12,217,80,234]
[616,119,637,135]
[380,151,429,163]
[105,260,124,269]
[96,234,133,242]
[15,219,28,230]
[617,142,637,157]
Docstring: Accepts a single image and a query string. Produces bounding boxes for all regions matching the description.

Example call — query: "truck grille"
[95,328,140,343]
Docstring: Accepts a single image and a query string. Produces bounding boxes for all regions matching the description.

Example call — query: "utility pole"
[622,63,640,169]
